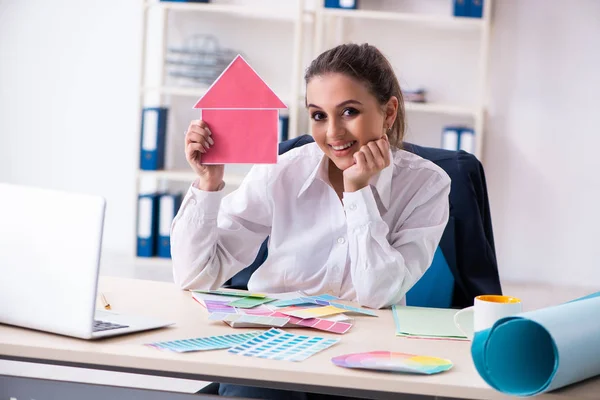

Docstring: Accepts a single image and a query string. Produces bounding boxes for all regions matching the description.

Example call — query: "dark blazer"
[225,135,502,308]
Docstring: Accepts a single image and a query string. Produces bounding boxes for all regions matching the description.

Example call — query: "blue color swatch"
[146,331,262,353]
[228,328,339,362]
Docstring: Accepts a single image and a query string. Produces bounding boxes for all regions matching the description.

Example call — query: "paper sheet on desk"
[472,291,600,396]
[392,305,468,340]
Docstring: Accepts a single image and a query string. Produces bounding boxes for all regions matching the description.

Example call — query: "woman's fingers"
[353,150,367,168]
[360,144,377,169]
[367,140,388,169]
[186,131,213,146]
[185,120,214,146]
[187,144,209,165]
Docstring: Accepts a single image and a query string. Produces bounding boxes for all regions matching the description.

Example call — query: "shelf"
[404,102,478,117]
[142,86,299,106]
[143,86,208,98]
[138,169,246,186]
[321,8,484,30]
[135,256,173,267]
[143,88,472,116]
[147,1,313,22]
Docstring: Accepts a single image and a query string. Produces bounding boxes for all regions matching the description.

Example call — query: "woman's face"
[306,73,396,171]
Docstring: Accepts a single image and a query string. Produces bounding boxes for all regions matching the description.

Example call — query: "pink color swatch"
[194,55,287,110]
[201,109,278,164]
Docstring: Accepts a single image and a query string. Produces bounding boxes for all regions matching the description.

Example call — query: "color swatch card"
[228,328,339,362]
[193,289,267,298]
[208,312,290,327]
[327,302,378,317]
[279,305,347,319]
[146,331,262,353]
[241,307,352,334]
[205,302,353,334]
[205,299,238,314]
[291,316,353,334]
[332,351,453,375]
[228,296,275,308]
[272,295,378,317]
[192,55,286,164]
[271,294,339,308]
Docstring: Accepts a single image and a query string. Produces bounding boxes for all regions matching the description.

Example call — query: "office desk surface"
[1,277,598,400]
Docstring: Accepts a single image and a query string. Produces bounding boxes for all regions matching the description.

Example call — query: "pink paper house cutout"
[193,55,287,164]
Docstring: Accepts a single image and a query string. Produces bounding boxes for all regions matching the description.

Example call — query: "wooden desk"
[1,277,598,400]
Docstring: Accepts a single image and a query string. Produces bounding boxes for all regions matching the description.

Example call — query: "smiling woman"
[173,41,450,309]
[304,44,406,200]
[171,41,451,400]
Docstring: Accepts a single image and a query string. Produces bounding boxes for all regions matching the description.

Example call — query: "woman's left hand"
[343,135,391,192]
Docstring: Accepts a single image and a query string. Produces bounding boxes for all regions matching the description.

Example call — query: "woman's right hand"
[185,119,224,191]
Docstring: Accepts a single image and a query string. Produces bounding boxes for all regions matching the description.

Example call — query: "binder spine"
[140,107,168,171]
[137,193,159,257]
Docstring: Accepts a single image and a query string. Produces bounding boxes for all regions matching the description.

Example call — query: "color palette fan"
[331,351,453,375]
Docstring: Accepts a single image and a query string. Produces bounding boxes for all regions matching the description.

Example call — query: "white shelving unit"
[320,7,485,29]
[312,1,493,160]
[135,0,311,263]
[134,0,493,264]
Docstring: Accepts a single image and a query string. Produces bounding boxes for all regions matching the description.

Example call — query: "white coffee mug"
[454,295,522,338]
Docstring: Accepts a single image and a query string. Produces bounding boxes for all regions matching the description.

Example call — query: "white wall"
[485,0,600,286]
[0,0,141,254]
[1,0,599,286]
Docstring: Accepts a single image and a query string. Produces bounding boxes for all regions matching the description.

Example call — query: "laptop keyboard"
[93,319,129,332]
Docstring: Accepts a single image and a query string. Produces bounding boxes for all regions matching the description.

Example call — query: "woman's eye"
[311,111,326,121]
[342,107,359,117]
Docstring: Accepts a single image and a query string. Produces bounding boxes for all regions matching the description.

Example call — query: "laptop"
[0,183,174,339]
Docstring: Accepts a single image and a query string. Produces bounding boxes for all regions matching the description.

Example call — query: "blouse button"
[337,237,346,245]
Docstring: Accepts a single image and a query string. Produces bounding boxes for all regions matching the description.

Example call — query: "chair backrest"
[226,135,502,309]
[405,240,454,308]
[403,142,502,308]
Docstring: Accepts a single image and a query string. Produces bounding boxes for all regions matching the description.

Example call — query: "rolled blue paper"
[472,291,600,396]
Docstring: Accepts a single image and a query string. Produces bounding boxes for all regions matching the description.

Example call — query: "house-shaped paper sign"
[193,55,287,164]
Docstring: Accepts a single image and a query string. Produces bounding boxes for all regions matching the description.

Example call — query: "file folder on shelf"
[453,0,469,17]
[325,0,358,10]
[453,0,484,18]
[140,107,168,171]
[458,128,475,154]
[278,114,289,143]
[137,193,159,257]
[157,192,183,258]
[441,126,475,154]
[441,126,460,151]
[469,0,483,18]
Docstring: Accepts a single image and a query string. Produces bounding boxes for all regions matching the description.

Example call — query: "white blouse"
[171,142,451,309]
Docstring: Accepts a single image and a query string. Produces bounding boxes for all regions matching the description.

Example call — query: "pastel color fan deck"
[332,351,453,375]
[203,299,353,334]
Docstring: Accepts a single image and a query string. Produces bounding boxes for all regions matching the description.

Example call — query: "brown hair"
[304,43,405,148]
